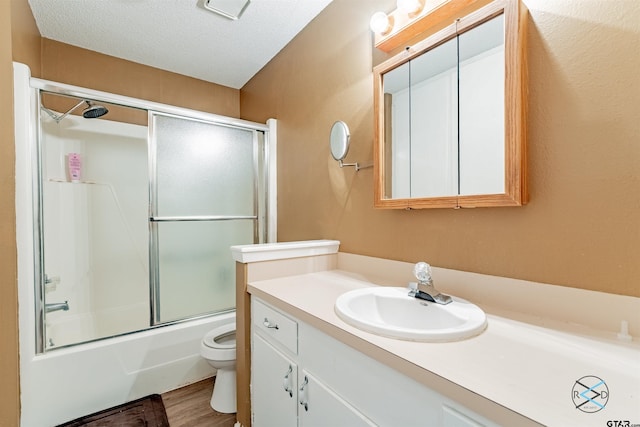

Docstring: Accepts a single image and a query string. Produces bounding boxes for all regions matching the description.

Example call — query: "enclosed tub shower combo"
[14,62,276,426]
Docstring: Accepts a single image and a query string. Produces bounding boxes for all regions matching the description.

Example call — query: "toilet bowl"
[200,322,237,413]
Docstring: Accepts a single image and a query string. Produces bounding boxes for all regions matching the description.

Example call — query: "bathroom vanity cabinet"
[236,243,639,427]
[251,299,373,427]
[251,298,498,427]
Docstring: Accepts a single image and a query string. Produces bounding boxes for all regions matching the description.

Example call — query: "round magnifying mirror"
[330,121,350,161]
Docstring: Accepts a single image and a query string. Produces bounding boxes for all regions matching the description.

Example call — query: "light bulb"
[370,11,391,34]
[397,0,423,15]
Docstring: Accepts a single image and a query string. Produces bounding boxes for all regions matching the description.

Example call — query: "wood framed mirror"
[373,0,528,209]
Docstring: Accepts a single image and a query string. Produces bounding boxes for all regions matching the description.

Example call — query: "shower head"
[41,99,109,123]
[82,101,108,119]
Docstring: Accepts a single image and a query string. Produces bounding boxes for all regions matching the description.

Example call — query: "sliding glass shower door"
[38,94,150,351]
[150,113,261,323]
[36,88,270,352]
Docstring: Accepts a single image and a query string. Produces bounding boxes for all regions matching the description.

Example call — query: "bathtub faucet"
[45,301,69,313]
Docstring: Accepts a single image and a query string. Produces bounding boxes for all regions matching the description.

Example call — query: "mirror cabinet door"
[374,0,527,209]
[408,38,458,199]
[458,14,505,196]
[383,60,410,199]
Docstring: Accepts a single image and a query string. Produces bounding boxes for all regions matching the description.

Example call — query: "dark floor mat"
[58,394,169,427]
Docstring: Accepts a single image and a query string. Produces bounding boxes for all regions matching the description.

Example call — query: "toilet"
[200,322,237,413]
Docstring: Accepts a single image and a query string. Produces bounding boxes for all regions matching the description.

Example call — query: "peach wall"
[40,39,240,118]
[11,0,41,77]
[240,0,640,297]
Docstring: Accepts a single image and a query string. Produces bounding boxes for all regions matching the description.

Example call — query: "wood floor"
[162,378,237,427]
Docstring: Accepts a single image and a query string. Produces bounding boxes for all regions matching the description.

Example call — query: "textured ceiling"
[28,0,333,89]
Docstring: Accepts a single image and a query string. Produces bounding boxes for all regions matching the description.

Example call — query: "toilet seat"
[201,322,236,361]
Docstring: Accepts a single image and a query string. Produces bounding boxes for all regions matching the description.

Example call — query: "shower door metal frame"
[29,77,275,353]
[33,89,47,354]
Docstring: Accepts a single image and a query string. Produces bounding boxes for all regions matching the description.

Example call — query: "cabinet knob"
[263,317,279,330]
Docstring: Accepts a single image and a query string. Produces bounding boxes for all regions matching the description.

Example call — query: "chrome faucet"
[45,301,69,313]
[408,262,452,305]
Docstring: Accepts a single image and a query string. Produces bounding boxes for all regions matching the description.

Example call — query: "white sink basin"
[335,287,487,342]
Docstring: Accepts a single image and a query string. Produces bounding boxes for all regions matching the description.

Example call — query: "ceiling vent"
[203,0,251,20]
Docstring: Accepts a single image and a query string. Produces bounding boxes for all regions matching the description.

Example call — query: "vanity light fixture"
[370,0,424,36]
[397,0,425,16]
[369,11,393,34]
[370,0,486,52]
[203,0,250,20]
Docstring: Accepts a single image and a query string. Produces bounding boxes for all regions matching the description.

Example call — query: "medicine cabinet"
[373,0,527,209]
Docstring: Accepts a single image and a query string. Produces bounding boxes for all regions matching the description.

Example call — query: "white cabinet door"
[298,371,375,427]
[252,333,298,427]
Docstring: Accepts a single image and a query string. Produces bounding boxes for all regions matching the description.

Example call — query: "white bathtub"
[22,312,231,426]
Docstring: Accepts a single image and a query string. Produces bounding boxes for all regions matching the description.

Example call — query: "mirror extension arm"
[337,159,372,171]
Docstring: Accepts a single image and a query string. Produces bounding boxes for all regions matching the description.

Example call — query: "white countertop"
[248,269,640,427]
